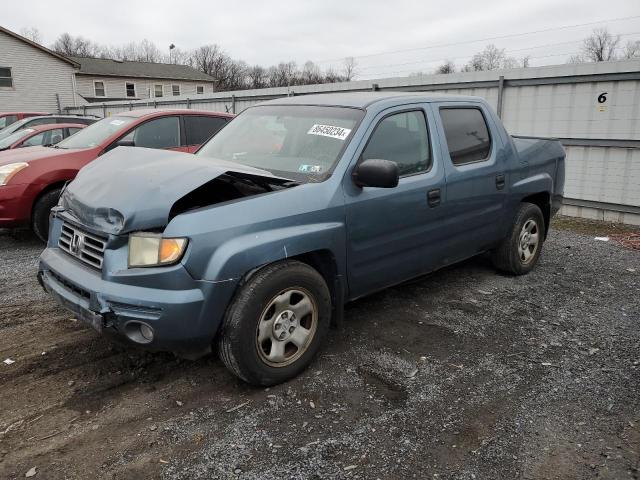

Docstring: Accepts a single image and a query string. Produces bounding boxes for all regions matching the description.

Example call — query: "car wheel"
[491,202,545,275]
[32,188,62,242]
[218,260,331,386]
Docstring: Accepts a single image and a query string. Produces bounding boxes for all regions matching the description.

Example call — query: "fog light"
[124,321,155,344]
[139,323,154,342]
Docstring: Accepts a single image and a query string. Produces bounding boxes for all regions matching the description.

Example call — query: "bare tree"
[436,60,455,74]
[301,61,323,84]
[342,57,358,81]
[463,44,521,71]
[581,28,620,62]
[622,40,640,59]
[51,33,101,57]
[247,65,268,89]
[20,27,42,44]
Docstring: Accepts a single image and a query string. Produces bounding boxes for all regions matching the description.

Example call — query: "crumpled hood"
[60,147,285,235]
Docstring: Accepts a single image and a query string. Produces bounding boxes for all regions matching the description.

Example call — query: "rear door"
[432,102,507,261]
[182,115,228,153]
[343,105,448,298]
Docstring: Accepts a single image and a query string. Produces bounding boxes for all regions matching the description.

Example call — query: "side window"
[67,127,82,137]
[131,117,180,149]
[440,108,491,165]
[184,116,227,145]
[361,110,431,177]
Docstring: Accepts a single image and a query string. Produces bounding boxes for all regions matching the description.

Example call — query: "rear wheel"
[32,188,62,242]
[218,260,331,386]
[491,202,545,275]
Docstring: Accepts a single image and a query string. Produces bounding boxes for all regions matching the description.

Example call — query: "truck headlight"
[0,163,28,185]
[128,233,188,267]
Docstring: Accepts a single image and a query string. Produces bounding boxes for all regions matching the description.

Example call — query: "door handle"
[427,188,441,207]
[495,173,505,190]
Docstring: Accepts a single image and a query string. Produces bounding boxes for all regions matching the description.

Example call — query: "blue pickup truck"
[38,93,565,385]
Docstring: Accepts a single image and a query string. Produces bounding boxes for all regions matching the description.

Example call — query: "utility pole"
[169,43,175,63]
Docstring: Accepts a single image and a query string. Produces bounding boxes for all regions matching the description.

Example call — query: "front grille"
[58,222,107,269]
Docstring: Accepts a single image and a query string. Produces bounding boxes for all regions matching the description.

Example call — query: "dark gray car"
[38,93,565,385]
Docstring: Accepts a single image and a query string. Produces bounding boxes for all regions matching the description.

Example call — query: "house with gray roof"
[70,56,216,103]
[0,25,216,112]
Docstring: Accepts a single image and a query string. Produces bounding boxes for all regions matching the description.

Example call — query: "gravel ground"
[0,217,638,480]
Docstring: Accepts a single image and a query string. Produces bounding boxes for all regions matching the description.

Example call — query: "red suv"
[0,109,232,240]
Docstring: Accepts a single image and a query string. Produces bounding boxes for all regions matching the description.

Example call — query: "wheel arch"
[521,191,551,238]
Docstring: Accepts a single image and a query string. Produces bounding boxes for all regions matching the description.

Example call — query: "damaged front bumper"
[38,245,237,358]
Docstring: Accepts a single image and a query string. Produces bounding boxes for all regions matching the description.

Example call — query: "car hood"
[60,147,292,235]
[0,146,86,167]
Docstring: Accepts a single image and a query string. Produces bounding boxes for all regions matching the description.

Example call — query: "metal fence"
[65,59,640,225]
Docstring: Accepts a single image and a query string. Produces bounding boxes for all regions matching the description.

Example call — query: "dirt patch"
[0,225,639,479]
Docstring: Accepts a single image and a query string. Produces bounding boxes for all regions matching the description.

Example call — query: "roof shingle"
[69,56,214,82]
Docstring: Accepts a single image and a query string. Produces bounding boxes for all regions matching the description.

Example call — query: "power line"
[355,31,640,75]
[316,15,640,64]
[355,49,606,79]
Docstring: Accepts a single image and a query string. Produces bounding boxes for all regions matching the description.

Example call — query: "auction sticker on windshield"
[307,124,351,140]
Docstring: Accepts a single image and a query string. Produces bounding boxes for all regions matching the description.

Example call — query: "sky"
[3,0,639,79]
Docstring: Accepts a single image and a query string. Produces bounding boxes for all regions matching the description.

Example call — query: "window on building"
[172,85,181,96]
[130,116,180,149]
[196,85,204,94]
[126,82,136,97]
[94,81,106,97]
[0,67,12,88]
[154,84,164,98]
[184,116,228,145]
[361,110,431,177]
[439,108,491,165]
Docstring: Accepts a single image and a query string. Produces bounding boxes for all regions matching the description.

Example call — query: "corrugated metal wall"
[65,59,640,225]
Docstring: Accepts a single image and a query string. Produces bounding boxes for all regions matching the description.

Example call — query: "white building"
[0,25,80,112]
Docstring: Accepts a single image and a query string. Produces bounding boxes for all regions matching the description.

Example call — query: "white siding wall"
[75,75,213,101]
[0,31,81,112]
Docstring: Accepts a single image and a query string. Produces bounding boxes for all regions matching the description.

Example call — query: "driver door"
[343,106,448,299]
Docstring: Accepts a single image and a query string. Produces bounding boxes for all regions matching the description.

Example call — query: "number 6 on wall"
[597,92,608,104]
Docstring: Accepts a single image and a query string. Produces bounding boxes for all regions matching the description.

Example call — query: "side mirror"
[116,139,135,148]
[352,159,399,188]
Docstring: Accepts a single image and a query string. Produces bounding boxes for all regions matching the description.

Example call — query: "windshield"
[0,118,29,140]
[0,115,17,130]
[0,129,34,150]
[56,116,135,149]
[197,105,363,182]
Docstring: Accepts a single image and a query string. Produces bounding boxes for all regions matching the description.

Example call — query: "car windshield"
[0,118,30,140]
[0,116,15,130]
[56,116,135,149]
[0,129,34,150]
[196,105,364,182]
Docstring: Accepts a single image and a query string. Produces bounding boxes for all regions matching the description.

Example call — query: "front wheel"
[491,202,545,275]
[218,260,331,386]
[32,188,62,242]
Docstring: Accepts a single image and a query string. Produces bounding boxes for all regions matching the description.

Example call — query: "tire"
[32,188,62,243]
[491,202,545,275]
[218,260,331,386]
